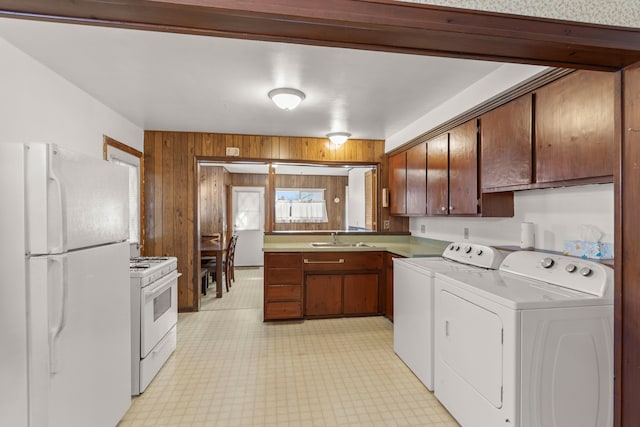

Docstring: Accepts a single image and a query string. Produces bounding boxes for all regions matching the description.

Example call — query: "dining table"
[201,238,225,298]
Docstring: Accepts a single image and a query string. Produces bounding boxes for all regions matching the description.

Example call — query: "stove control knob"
[565,264,577,273]
[476,249,483,256]
[580,267,593,277]
[449,244,456,251]
[541,257,555,268]
[464,245,472,254]
[455,245,461,251]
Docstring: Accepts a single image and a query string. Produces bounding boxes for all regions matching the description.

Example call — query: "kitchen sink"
[310,242,374,248]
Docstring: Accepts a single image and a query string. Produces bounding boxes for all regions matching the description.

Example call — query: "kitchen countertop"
[262,234,450,258]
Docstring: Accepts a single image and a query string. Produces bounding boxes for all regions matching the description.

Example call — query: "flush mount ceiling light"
[268,88,306,111]
[327,132,351,146]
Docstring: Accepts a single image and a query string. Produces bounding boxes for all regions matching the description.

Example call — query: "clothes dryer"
[434,251,613,427]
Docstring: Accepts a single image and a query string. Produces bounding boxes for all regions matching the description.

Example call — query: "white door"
[232,186,265,267]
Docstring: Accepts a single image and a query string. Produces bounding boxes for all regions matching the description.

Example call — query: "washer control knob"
[541,257,555,268]
[476,249,483,256]
[580,267,593,277]
[464,245,472,254]
[565,264,577,273]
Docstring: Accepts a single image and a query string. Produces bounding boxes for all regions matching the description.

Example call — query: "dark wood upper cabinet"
[426,133,450,215]
[406,142,427,215]
[388,151,407,215]
[535,70,618,184]
[481,94,533,190]
[449,119,479,215]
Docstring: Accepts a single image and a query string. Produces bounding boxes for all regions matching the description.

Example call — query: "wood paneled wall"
[199,166,227,237]
[274,174,348,231]
[143,131,402,311]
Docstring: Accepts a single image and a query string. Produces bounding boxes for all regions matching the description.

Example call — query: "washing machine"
[393,242,505,391]
[434,250,614,427]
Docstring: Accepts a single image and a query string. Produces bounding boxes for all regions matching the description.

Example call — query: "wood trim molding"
[103,135,145,253]
[1,0,640,70]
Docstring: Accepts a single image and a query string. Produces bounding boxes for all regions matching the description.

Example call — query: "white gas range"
[129,256,181,395]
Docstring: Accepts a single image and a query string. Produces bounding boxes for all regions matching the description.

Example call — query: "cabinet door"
[535,70,617,183]
[384,253,401,320]
[426,134,449,215]
[406,142,427,215]
[449,119,479,215]
[343,274,379,315]
[388,151,407,215]
[481,94,533,189]
[305,274,342,317]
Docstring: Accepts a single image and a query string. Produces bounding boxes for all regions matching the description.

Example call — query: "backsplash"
[398,0,639,28]
[410,183,614,252]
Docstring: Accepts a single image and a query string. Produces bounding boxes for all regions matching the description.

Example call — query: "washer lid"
[395,257,484,277]
[437,269,614,310]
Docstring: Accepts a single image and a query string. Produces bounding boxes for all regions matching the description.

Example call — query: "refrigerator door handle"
[48,255,68,375]
[48,148,67,253]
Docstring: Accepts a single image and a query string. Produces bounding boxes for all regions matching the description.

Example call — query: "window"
[275,188,328,223]
[104,136,143,250]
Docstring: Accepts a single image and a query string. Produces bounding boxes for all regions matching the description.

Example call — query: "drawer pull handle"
[304,258,345,264]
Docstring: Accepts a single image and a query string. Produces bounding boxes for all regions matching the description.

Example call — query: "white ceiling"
[0,17,528,141]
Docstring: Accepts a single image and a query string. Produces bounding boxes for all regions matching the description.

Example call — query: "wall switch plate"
[383,220,390,230]
[464,227,469,239]
[420,224,426,233]
[226,147,240,156]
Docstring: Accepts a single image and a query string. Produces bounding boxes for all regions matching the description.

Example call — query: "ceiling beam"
[0,0,639,70]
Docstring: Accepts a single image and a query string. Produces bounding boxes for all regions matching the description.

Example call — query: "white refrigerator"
[0,143,132,427]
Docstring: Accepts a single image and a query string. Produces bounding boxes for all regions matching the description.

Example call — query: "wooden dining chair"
[200,233,221,295]
[203,234,237,293]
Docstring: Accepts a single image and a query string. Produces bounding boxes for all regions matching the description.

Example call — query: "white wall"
[410,183,614,251]
[386,63,548,151]
[0,38,143,159]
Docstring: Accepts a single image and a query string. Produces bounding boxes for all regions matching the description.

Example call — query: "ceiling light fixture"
[327,132,351,146]
[268,88,305,111]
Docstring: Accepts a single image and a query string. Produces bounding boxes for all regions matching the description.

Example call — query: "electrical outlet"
[383,220,390,230]
[420,224,426,233]
[463,227,469,239]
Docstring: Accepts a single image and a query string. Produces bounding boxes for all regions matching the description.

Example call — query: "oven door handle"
[143,271,181,301]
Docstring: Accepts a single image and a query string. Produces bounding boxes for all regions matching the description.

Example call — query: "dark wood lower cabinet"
[302,251,383,319]
[343,274,379,315]
[305,274,342,317]
[305,273,380,318]
[263,252,303,321]
[384,253,402,320]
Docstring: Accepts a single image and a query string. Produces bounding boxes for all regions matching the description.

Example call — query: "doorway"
[231,186,265,267]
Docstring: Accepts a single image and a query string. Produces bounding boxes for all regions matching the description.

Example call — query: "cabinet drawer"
[265,302,302,320]
[265,252,302,268]
[266,268,302,284]
[266,284,302,301]
[302,251,383,271]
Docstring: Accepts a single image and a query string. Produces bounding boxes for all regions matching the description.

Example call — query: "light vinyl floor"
[119,267,458,427]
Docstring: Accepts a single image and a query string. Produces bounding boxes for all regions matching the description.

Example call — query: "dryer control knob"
[580,267,593,277]
[464,245,472,253]
[541,257,555,268]
[565,264,577,273]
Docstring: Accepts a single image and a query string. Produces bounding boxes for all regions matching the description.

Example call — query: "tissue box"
[563,240,614,260]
